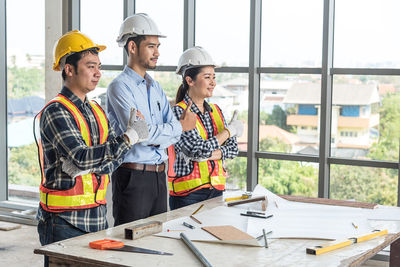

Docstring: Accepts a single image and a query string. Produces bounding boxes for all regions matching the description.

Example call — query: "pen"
[246,211,265,216]
[240,213,273,219]
[183,222,195,229]
[192,204,204,215]
[352,222,358,229]
[157,101,161,111]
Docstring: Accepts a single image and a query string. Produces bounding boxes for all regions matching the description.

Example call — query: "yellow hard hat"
[53,30,106,71]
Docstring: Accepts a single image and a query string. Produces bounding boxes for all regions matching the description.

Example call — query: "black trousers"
[112,166,167,226]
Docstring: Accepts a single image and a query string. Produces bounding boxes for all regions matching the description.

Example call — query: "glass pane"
[261,0,323,67]
[81,0,123,65]
[7,0,45,202]
[225,157,247,191]
[196,0,249,66]
[259,159,318,197]
[335,0,400,68]
[136,0,183,66]
[146,71,182,101]
[261,75,321,154]
[210,73,248,151]
[330,164,398,206]
[331,76,400,162]
[87,71,121,110]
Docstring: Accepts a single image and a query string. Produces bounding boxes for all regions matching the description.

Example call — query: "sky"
[6,0,400,68]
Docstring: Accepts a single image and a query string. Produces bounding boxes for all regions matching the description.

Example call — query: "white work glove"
[226,110,244,138]
[60,158,91,178]
[124,108,149,145]
[181,152,209,164]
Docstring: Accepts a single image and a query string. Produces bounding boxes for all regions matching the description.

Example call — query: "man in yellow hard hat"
[35,30,149,267]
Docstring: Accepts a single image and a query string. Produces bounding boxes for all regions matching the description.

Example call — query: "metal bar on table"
[180,233,212,267]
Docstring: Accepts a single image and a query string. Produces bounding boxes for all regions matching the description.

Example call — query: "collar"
[183,93,212,114]
[60,86,89,108]
[123,65,154,87]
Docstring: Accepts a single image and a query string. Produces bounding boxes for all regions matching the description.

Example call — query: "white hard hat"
[176,46,217,75]
[116,13,166,47]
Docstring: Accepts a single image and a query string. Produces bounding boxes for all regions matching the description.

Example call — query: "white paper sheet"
[155,206,262,246]
[156,185,400,246]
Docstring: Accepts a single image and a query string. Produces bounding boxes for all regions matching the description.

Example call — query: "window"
[261,0,323,67]
[332,76,399,162]
[6,0,45,203]
[147,71,181,101]
[258,74,321,155]
[259,159,318,197]
[136,0,183,66]
[225,157,247,191]
[330,164,398,206]
[196,0,249,66]
[335,0,400,68]
[81,0,124,65]
[1,0,399,208]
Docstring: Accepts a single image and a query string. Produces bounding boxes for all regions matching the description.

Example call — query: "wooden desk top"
[34,197,400,267]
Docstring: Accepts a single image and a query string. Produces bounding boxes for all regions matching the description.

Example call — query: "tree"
[7,66,44,98]
[368,92,400,162]
[8,143,41,187]
[225,137,318,196]
[266,105,293,132]
[330,164,397,206]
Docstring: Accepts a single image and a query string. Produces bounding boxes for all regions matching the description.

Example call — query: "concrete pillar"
[44,0,63,103]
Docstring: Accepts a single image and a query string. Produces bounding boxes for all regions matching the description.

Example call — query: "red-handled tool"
[89,239,173,256]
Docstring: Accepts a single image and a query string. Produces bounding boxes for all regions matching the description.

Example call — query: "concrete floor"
[0,223,389,267]
[0,224,43,266]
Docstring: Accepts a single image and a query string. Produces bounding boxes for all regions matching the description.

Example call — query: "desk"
[34,196,400,267]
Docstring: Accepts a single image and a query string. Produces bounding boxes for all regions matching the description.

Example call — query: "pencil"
[190,215,202,224]
[192,204,204,216]
[167,229,185,232]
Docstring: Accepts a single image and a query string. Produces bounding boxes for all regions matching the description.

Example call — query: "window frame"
[1,0,399,209]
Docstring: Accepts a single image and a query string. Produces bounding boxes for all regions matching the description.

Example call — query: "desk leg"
[390,237,400,267]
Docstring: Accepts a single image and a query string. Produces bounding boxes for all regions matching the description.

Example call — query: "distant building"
[219,78,293,114]
[284,83,380,157]
[378,84,396,95]
[87,87,107,110]
[237,124,300,152]
[207,85,236,115]
[8,96,44,116]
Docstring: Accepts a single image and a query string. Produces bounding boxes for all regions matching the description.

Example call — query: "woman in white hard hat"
[167,46,243,210]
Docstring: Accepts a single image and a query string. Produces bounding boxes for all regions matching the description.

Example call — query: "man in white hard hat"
[35,30,149,266]
[107,13,196,225]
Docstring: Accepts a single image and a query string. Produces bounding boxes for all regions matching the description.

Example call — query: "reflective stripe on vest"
[168,101,226,196]
[35,94,109,212]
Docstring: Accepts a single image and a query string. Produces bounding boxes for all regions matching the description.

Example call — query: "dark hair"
[175,67,202,104]
[124,35,147,55]
[61,48,99,81]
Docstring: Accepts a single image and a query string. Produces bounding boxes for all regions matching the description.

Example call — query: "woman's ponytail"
[175,67,202,104]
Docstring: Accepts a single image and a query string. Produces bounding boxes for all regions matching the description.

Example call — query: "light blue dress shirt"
[107,66,182,164]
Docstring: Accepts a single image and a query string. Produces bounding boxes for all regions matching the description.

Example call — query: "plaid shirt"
[172,94,239,177]
[36,87,131,232]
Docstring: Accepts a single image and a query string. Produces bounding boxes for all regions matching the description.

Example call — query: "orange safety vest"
[34,94,109,212]
[168,101,226,196]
